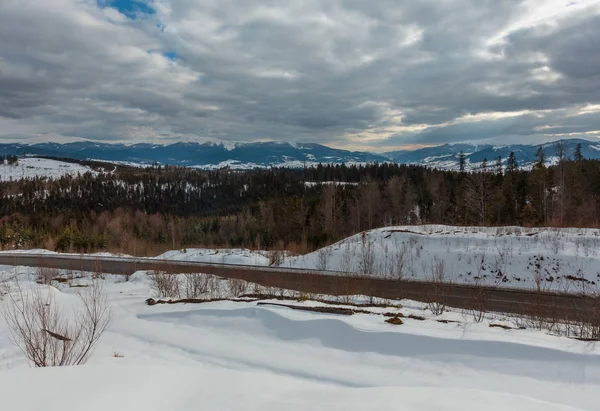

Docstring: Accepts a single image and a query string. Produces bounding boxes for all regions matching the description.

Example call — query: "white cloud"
[0,0,599,149]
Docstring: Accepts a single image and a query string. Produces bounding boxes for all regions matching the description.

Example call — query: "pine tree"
[495,156,502,175]
[534,147,545,170]
[574,143,584,162]
[459,151,466,173]
[506,152,518,173]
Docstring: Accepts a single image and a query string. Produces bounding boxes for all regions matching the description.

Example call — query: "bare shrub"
[358,232,375,275]
[149,270,180,298]
[383,240,408,280]
[316,248,329,271]
[206,275,220,299]
[336,275,353,304]
[467,252,501,323]
[37,266,58,285]
[227,277,248,297]
[339,243,355,273]
[92,259,105,280]
[1,281,112,367]
[268,250,284,267]
[427,258,447,315]
[568,292,600,340]
[183,273,208,299]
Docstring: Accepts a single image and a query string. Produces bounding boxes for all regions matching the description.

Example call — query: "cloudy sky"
[0,0,599,151]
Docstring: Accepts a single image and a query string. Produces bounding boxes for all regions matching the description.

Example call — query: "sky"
[0,0,599,152]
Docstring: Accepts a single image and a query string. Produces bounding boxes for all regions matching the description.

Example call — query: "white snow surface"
[1,266,600,410]
[283,225,600,291]
[0,157,96,181]
[156,248,271,266]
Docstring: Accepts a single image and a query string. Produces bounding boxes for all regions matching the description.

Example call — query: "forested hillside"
[1,147,599,255]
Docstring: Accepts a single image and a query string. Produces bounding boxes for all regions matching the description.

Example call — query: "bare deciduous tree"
[339,242,355,274]
[36,266,58,285]
[316,248,329,271]
[183,273,208,299]
[427,258,447,315]
[227,277,248,297]
[358,233,375,275]
[149,269,180,299]
[2,281,112,367]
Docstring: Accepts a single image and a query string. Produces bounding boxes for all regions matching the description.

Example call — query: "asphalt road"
[0,253,596,321]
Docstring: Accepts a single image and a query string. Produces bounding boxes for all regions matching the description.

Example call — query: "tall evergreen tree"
[574,143,584,162]
[534,147,546,170]
[506,152,518,173]
[459,151,466,173]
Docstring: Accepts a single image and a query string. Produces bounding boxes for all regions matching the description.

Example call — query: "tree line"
[0,144,598,255]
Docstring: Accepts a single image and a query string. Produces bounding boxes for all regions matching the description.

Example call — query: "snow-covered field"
[0,157,97,181]
[1,264,600,411]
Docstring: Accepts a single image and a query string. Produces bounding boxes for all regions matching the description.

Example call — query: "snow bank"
[285,225,600,290]
[0,366,582,411]
[156,248,271,266]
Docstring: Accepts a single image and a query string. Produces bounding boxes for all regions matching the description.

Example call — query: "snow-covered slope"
[285,225,600,291]
[156,248,271,266]
[384,138,600,170]
[1,265,600,410]
[0,157,96,181]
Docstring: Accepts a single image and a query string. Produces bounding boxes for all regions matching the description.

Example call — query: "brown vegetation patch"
[385,316,404,325]
[256,302,370,315]
[145,297,259,306]
[489,323,518,330]
[382,312,404,317]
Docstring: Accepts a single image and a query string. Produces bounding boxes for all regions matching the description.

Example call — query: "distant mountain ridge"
[0,138,598,170]
[383,138,600,170]
[0,141,387,168]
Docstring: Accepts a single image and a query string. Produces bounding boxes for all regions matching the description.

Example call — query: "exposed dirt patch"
[385,316,404,325]
[489,323,517,330]
[145,297,258,306]
[256,302,370,316]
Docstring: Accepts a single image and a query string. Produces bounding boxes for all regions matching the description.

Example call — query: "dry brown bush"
[183,273,209,299]
[427,258,447,315]
[36,266,59,285]
[268,250,285,267]
[1,281,112,367]
[149,270,180,298]
[227,277,248,297]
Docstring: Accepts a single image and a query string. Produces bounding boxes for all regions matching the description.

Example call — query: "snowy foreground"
[1,265,600,410]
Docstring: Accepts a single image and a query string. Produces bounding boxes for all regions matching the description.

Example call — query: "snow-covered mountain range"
[0,138,598,169]
[383,138,600,170]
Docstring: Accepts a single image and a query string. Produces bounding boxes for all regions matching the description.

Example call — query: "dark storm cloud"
[0,0,599,148]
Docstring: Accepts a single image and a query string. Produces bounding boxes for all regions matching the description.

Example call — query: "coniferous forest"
[1,144,599,255]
